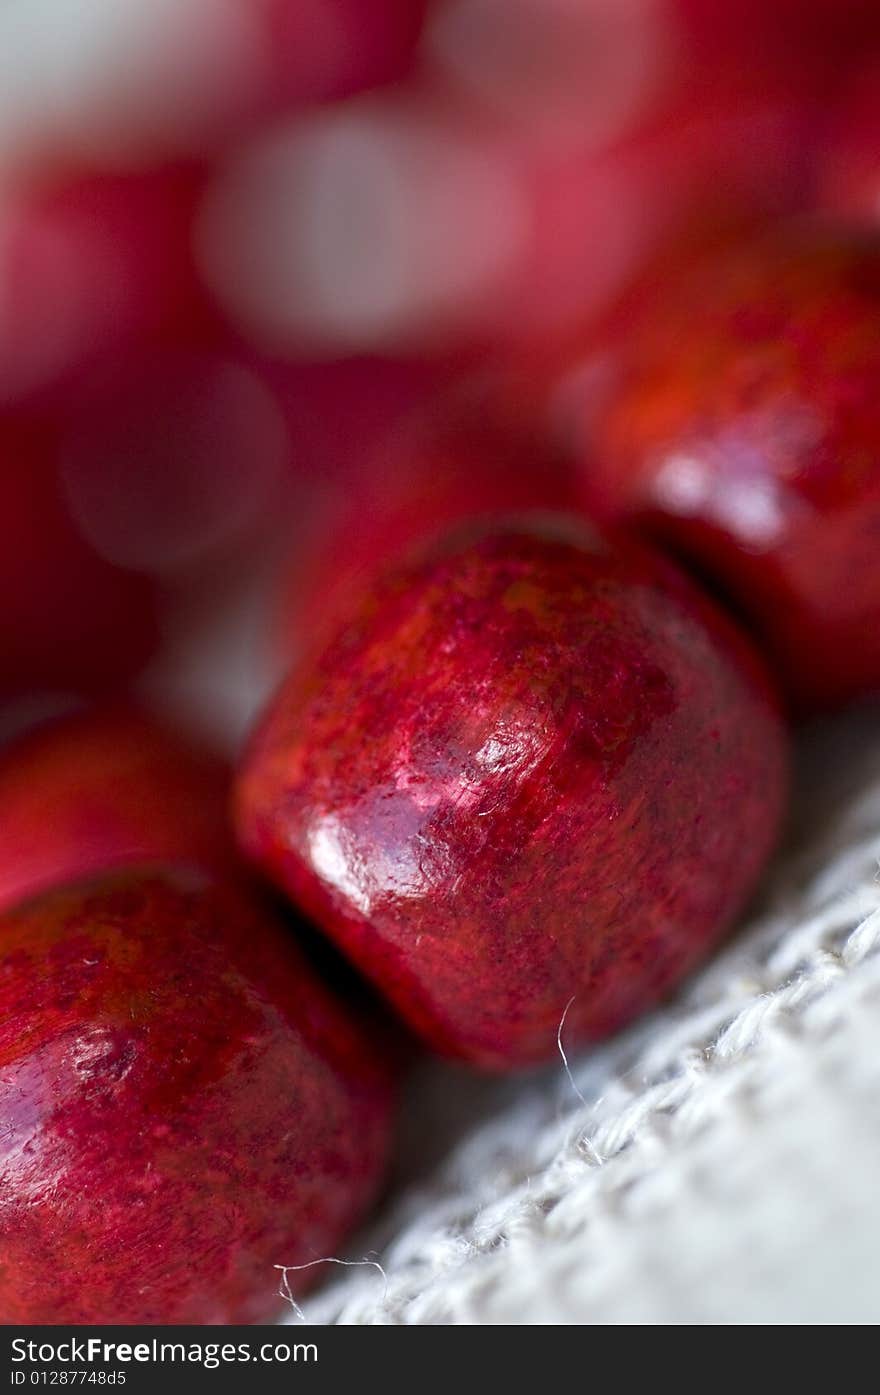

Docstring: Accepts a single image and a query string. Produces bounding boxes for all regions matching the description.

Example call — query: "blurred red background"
[3,0,880,744]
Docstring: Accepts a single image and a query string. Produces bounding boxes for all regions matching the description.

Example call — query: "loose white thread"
[276,1258,389,1322]
[557,995,603,1165]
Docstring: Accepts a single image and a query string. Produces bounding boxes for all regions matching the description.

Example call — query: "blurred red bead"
[816,59,880,219]
[58,346,288,576]
[672,0,880,80]
[274,383,580,647]
[0,706,234,915]
[611,74,814,232]
[270,355,455,485]
[0,422,158,697]
[509,208,795,467]
[584,221,880,712]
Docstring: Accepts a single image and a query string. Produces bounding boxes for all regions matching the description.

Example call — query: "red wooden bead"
[584,222,880,711]
[237,520,786,1071]
[0,868,395,1323]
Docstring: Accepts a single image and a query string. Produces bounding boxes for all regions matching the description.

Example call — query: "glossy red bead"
[584,222,880,711]
[237,521,786,1071]
[0,869,395,1324]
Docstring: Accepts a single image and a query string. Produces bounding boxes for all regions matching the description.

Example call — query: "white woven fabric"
[282,704,880,1325]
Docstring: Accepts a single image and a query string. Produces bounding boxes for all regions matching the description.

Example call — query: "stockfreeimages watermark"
[10,1338,317,1374]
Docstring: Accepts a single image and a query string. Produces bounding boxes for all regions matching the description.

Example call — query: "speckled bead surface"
[585,221,880,711]
[0,869,396,1324]
[237,520,787,1070]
